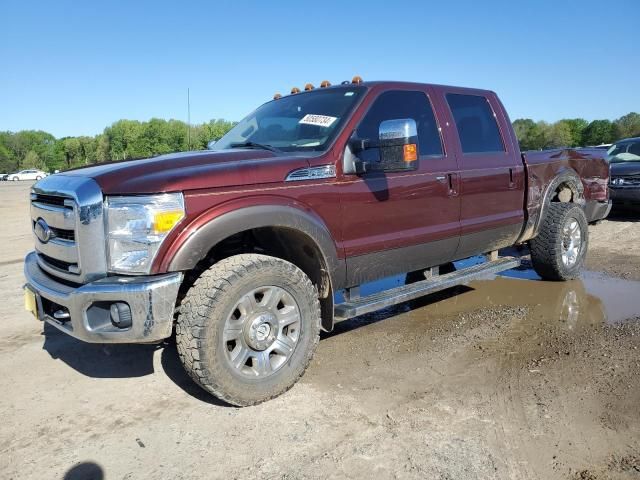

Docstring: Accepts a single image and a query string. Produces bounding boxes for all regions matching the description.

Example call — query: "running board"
[334,257,520,321]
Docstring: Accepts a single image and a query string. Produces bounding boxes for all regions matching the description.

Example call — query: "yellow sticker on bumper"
[24,288,37,318]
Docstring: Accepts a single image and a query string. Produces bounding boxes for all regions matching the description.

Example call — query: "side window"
[356,90,443,165]
[446,93,505,154]
[628,142,640,157]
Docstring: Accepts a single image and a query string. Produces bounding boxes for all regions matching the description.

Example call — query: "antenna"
[187,88,191,150]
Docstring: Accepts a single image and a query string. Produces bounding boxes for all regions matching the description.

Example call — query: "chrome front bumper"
[24,251,182,343]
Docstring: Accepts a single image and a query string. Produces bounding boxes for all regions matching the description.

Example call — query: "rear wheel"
[529,203,588,281]
[11,177,18,181]
[176,254,321,406]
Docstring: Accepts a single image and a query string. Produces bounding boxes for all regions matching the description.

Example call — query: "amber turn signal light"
[403,144,418,162]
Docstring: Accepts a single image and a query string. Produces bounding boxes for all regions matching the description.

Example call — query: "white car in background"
[6,169,48,181]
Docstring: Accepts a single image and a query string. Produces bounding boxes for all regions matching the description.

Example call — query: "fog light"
[110,302,132,329]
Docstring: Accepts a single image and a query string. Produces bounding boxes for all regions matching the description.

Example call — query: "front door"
[339,88,461,286]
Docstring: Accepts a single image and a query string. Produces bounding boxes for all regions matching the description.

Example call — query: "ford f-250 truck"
[24,78,611,406]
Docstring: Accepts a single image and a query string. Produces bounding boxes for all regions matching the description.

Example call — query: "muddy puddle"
[331,265,640,339]
[316,266,640,418]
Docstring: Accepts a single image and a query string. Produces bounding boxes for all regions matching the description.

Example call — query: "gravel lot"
[1,181,639,480]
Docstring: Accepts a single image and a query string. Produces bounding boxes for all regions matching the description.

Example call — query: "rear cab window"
[446,93,505,154]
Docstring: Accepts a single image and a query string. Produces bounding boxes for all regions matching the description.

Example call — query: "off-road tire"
[176,254,321,406]
[530,203,588,281]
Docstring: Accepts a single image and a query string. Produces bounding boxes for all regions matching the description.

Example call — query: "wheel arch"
[166,203,344,332]
[545,170,585,205]
[526,169,585,241]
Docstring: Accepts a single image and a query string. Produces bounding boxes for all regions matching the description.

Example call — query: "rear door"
[340,87,460,285]
[442,91,525,259]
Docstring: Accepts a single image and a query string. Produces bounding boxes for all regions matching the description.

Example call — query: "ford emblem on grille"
[34,218,52,243]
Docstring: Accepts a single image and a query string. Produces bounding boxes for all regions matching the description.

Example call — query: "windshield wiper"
[229,141,280,153]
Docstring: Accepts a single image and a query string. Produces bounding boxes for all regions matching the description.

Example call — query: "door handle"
[447,173,458,196]
[437,173,458,196]
[508,168,516,189]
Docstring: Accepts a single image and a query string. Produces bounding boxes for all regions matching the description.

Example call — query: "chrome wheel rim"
[223,286,301,378]
[561,218,582,267]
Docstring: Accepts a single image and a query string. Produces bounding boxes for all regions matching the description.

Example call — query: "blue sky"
[1,0,638,138]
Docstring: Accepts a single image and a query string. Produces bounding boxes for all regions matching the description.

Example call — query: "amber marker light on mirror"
[403,144,418,162]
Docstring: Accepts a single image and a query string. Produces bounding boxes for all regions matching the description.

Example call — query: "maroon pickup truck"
[24,78,611,405]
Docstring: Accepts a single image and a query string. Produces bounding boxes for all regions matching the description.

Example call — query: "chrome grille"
[611,176,640,186]
[50,226,75,241]
[37,252,76,272]
[31,221,75,242]
[30,175,107,284]
[32,193,69,207]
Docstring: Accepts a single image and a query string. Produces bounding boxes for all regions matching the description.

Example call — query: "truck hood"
[610,161,640,177]
[57,149,310,194]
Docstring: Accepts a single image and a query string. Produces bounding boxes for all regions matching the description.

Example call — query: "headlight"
[106,193,185,274]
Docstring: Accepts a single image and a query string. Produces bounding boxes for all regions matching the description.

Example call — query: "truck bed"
[520,148,610,240]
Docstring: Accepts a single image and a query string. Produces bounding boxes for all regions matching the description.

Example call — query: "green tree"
[23,150,46,170]
[193,119,236,149]
[104,120,141,160]
[95,134,110,162]
[78,136,98,164]
[614,112,640,139]
[582,120,617,146]
[0,142,16,172]
[513,119,537,150]
[61,137,82,168]
[556,118,588,147]
[547,121,573,148]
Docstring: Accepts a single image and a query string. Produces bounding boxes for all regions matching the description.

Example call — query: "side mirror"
[207,140,217,150]
[378,118,419,171]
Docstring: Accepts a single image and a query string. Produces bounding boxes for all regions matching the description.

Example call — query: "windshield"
[607,141,640,162]
[212,86,365,152]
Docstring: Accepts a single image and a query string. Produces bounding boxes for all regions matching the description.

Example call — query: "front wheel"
[11,177,18,181]
[529,203,588,281]
[35,176,42,180]
[176,254,321,406]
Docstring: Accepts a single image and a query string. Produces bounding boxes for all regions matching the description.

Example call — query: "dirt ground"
[1,181,639,480]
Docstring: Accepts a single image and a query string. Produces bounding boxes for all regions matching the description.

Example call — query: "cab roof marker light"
[320,80,331,88]
[291,87,300,94]
[304,83,314,91]
[352,75,363,84]
[273,93,282,100]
